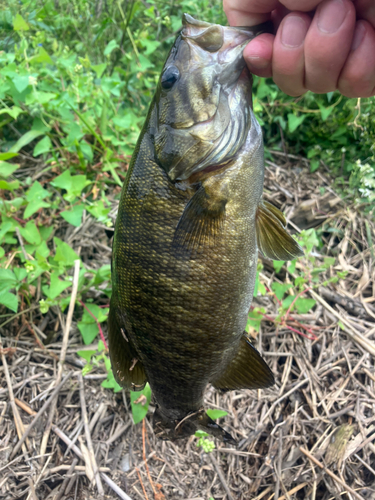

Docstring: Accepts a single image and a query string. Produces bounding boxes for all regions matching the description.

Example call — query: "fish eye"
[161,65,180,90]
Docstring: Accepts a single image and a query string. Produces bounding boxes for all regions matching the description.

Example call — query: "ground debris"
[1,158,374,500]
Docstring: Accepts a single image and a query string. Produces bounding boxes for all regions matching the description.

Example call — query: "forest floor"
[1,153,375,500]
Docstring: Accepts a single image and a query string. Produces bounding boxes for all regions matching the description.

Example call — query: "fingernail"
[318,0,346,34]
[246,56,270,69]
[281,16,308,48]
[351,21,366,51]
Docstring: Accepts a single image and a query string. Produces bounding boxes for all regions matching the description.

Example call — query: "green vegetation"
[0,0,374,427]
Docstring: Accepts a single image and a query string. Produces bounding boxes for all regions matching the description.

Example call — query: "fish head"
[152,14,271,182]
[153,405,237,444]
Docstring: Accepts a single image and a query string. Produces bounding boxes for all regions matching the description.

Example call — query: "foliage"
[195,410,228,453]
[0,0,373,426]
[247,229,348,338]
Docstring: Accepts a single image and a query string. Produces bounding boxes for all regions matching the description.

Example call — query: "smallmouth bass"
[108,14,302,443]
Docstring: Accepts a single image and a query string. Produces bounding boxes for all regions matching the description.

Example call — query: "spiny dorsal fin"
[256,200,303,261]
[108,301,147,391]
[211,333,274,391]
[173,182,227,258]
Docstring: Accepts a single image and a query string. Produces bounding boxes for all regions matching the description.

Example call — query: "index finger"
[223,0,279,25]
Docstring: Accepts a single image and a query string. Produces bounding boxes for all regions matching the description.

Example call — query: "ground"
[1,153,375,500]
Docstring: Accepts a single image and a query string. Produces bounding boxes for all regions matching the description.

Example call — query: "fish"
[108,13,303,443]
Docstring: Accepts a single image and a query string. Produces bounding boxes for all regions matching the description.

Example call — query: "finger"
[223,0,278,26]
[243,33,274,77]
[338,20,375,97]
[272,13,312,95]
[280,0,323,10]
[304,0,356,93]
[353,0,375,26]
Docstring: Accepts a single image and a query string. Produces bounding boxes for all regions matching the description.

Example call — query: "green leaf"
[61,204,84,227]
[33,136,52,156]
[92,63,106,78]
[104,40,119,56]
[318,102,334,121]
[10,130,45,153]
[0,269,18,292]
[0,179,20,191]
[271,283,293,300]
[310,159,320,173]
[288,113,307,133]
[0,162,20,178]
[206,409,228,420]
[42,272,71,299]
[86,200,110,222]
[294,298,316,314]
[13,75,30,93]
[53,237,80,267]
[78,322,99,345]
[273,260,285,273]
[130,384,152,424]
[19,221,42,245]
[13,13,29,31]
[24,181,51,218]
[77,350,96,362]
[0,106,23,120]
[195,430,209,438]
[101,369,122,392]
[0,291,18,312]
[51,170,72,191]
[0,152,18,161]
[29,47,53,65]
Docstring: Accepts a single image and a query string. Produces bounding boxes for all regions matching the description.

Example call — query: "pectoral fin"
[173,180,227,258]
[211,333,274,391]
[108,302,147,391]
[256,200,303,261]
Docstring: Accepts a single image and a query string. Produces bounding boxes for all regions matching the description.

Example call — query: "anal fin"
[211,333,274,391]
[256,200,303,261]
[108,301,147,391]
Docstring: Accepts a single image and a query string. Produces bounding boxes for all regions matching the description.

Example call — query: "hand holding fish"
[224,0,375,97]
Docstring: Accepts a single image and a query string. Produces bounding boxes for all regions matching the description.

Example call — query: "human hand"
[224,0,375,97]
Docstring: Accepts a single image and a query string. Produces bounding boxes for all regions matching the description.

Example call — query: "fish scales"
[109,14,303,442]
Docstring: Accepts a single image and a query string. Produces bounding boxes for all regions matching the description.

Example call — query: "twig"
[309,288,375,356]
[1,340,31,457]
[0,372,44,396]
[209,453,235,500]
[15,398,134,500]
[78,372,104,496]
[299,447,364,500]
[136,468,150,500]
[101,473,134,500]
[15,227,28,260]
[142,418,157,498]
[10,371,72,460]
[55,458,79,500]
[40,259,81,459]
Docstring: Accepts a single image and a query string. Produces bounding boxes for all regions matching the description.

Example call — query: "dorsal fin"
[256,200,303,261]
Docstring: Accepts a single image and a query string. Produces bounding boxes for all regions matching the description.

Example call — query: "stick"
[40,259,81,458]
[299,447,364,500]
[10,371,72,460]
[308,289,375,356]
[15,398,134,500]
[55,458,79,500]
[209,453,235,500]
[78,372,104,495]
[0,373,44,395]
[1,341,31,457]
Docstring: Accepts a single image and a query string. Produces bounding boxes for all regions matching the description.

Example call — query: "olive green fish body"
[109,14,303,442]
